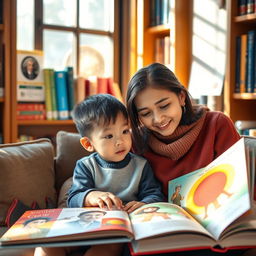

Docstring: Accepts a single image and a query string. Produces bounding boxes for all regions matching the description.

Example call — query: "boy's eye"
[159,103,170,109]
[123,129,130,134]
[104,134,113,139]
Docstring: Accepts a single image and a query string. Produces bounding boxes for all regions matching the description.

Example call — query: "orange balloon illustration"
[186,164,235,219]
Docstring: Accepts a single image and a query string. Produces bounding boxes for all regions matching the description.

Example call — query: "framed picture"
[17,50,45,102]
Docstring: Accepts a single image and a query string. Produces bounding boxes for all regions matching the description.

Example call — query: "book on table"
[1,137,256,254]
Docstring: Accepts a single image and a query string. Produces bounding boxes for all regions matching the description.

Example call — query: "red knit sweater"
[143,111,241,198]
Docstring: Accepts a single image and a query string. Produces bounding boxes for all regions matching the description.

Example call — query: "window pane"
[43,30,76,70]
[79,0,114,31]
[17,0,34,50]
[79,34,113,78]
[44,0,76,27]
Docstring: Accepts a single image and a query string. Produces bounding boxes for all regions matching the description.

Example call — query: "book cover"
[54,71,69,120]
[17,50,44,102]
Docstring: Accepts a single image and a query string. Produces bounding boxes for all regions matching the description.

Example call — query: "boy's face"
[86,112,132,162]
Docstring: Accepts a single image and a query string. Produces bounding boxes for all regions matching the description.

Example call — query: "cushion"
[5,199,30,228]
[0,139,57,226]
[57,177,73,208]
[55,131,90,191]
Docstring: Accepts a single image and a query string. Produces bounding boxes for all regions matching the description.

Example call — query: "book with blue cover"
[54,71,69,120]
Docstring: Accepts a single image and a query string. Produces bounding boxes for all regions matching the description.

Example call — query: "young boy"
[35,94,164,256]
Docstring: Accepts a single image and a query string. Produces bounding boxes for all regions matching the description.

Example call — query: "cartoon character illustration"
[171,185,184,206]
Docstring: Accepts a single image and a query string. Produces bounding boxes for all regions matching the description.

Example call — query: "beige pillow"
[55,131,90,192]
[0,139,56,226]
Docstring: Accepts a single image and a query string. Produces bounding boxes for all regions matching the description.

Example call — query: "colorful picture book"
[1,138,256,255]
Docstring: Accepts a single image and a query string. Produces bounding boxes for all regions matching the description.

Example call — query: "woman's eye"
[104,134,113,139]
[140,112,150,117]
[160,103,170,110]
[123,129,130,134]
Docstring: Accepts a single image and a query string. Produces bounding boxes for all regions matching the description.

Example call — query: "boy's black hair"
[72,94,128,137]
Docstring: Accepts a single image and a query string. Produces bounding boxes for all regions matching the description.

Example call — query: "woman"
[125,62,251,256]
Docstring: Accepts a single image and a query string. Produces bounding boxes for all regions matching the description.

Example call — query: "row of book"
[17,66,123,121]
[238,0,256,16]
[155,36,170,66]
[235,31,256,93]
[150,0,170,27]
[235,120,256,136]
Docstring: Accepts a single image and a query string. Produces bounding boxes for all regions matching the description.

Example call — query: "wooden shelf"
[0,97,4,102]
[17,120,75,126]
[234,13,256,23]
[233,93,256,100]
[147,24,170,34]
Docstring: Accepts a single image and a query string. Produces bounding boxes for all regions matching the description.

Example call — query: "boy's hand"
[85,191,124,210]
[123,201,145,213]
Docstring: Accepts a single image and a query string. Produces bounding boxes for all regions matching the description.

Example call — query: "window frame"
[34,0,120,83]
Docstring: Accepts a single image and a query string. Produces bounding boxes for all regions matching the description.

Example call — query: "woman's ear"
[179,91,186,106]
[80,137,94,152]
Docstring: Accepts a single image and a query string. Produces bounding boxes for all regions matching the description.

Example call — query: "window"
[17,0,118,80]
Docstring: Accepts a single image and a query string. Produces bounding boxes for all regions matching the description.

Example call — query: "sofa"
[0,131,90,256]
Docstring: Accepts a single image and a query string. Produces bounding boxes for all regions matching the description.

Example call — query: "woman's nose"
[153,112,163,124]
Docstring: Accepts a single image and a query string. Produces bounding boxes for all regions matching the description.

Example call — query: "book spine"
[238,0,247,15]
[107,78,123,103]
[43,69,53,120]
[247,0,254,13]
[49,69,58,120]
[240,34,247,93]
[235,36,241,93]
[17,84,45,102]
[76,77,86,103]
[65,66,75,115]
[17,103,45,111]
[54,71,69,120]
[246,30,255,93]
[97,77,108,94]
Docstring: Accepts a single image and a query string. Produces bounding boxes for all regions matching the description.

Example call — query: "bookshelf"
[7,2,77,143]
[225,0,256,122]
[142,0,192,87]
[0,0,12,143]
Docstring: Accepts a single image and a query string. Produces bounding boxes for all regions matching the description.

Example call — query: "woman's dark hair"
[126,63,197,154]
[72,94,128,137]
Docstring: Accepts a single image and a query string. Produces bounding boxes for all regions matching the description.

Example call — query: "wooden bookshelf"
[142,0,192,87]
[225,0,256,122]
[0,0,12,143]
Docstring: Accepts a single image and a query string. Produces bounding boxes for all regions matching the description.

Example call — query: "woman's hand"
[84,191,124,210]
[124,201,145,213]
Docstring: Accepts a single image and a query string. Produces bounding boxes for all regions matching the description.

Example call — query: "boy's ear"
[80,137,94,152]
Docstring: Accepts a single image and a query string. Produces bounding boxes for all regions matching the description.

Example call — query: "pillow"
[5,199,30,228]
[57,177,73,208]
[0,139,57,226]
[55,131,90,192]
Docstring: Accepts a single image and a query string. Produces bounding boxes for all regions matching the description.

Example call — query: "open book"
[1,138,256,255]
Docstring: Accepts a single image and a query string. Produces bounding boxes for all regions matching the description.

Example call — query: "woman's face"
[134,86,185,136]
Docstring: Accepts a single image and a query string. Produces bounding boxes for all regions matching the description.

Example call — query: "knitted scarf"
[148,106,208,160]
